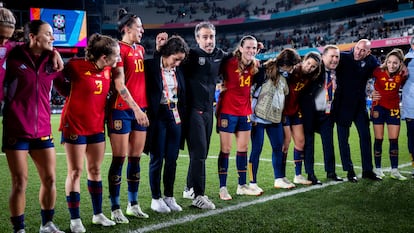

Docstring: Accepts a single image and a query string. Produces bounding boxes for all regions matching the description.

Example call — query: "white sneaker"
[236,184,262,196]
[390,168,407,181]
[70,218,86,233]
[126,203,149,218]
[192,195,216,210]
[163,197,182,212]
[16,230,26,233]
[374,168,385,178]
[249,183,264,194]
[274,178,296,189]
[183,187,195,199]
[111,209,129,224]
[39,221,64,233]
[293,174,312,185]
[92,213,116,226]
[219,186,232,201]
[151,198,171,213]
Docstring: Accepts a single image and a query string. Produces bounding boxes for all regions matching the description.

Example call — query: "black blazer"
[144,56,186,152]
[300,64,327,134]
[333,50,379,127]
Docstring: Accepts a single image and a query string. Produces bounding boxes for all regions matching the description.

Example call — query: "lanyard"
[325,71,335,101]
[161,68,178,108]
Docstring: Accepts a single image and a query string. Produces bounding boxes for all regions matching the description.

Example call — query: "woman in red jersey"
[282,50,321,186]
[61,33,120,232]
[107,9,149,223]
[371,48,407,180]
[216,35,262,200]
[3,20,64,233]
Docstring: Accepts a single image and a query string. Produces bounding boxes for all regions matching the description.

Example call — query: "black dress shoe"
[327,172,344,181]
[362,171,382,181]
[347,170,358,183]
[308,174,322,185]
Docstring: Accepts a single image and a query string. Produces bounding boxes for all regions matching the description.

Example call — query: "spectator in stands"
[371,48,407,180]
[61,33,120,232]
[145,35,189,213]
[402,36,414,179]
[181,21,227,209]
[301,47,344,185]
[282,49,317,187]
[216,35,262,200]
[107,8,149,224]
[3,19,64,233]
[249,49,291,191]
[333,39,382,182]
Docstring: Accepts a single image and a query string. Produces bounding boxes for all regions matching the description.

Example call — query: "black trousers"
[186,108,213,196]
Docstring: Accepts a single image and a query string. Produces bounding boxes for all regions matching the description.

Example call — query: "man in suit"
[301,45,343,185]
[333,39,382,182]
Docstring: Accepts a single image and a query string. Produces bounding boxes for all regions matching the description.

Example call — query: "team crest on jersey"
[220,118,228,128]
[395,76,400,83]
[372,110,379,119]
[114,120,123,130]
[70,134,78,140]
[198,57,205,65]
[84,71,91,76]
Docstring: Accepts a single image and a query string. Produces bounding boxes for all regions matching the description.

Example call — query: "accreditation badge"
[172,108,181,125]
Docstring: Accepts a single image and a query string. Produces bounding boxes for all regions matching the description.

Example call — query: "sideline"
[129,161,412,233]
[128,181,340,233]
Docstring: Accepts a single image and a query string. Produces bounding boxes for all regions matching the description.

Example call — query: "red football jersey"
[60,58,112,136]
[219,56,255,116]
[112,41,147,110]
[373,67,406,110]
[283,77,309,116]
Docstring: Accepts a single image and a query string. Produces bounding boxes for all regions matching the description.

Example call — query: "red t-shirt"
[373,67,406,110]
[60,58,111,136]
[219,56,255,116]
[112,41,147,110]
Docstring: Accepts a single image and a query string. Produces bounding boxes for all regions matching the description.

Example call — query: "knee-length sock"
[88,180,103,215]
[218,151,229,187]
[389,139,399,169]
[127,156,141,206]
[374,138,383,168]
[66,192,80,219]
[108,156,125,210]
[293,148,303,176]
[236,151,248,185]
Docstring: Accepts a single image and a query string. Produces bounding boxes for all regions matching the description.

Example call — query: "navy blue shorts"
[217,113,251,133]
[3,135,54,150]
[61,133,105,144]
[371,105,400,125]
[282,112,303,126]
[108,108,147,134]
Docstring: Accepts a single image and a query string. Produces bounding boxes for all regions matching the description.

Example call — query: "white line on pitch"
[128,181,340,233]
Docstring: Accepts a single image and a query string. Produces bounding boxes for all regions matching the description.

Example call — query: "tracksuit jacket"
[3,44,62,139]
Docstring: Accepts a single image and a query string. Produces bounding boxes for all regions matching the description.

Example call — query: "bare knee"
[11,175,28,194]
[68,168,83,183]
